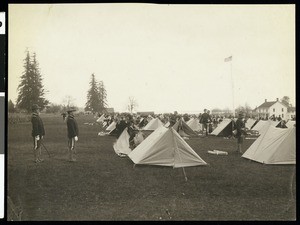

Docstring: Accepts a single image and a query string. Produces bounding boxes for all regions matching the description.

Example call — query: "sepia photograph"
[7,3,295,221]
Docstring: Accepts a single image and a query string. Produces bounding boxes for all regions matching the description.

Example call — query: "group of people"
[198,108,246,153]
[31,104,79,163]
[31,104,248,163]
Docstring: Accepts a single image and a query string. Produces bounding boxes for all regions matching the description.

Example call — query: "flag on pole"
[224,56,232,62]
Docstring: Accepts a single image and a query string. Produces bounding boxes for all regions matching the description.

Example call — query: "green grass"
[7,114,296,221]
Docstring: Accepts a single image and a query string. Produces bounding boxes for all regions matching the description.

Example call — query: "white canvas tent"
[142,118,164,130]
[128,126,207,168]
[285,120,296,128]
[113,128,131,156]
[242,126,295,164]
[187,118,202,131]
[270,120,281,127]
[251,120,269,133]
[96,114,105,123]
[105,121,116,131]
[173,119,197,137]
[210,119,234,136]
[245,118,257,130]
[138,117,144,125]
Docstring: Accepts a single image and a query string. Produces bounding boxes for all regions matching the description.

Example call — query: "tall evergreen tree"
[31,53,49,109]
[98,80,108,113]
[85,73,101,113]
[16,51,49,112]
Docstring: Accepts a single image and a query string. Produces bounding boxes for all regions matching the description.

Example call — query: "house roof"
[257,101,277,108]
[257,100,289,109]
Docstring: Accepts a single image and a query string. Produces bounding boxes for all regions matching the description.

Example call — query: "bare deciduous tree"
[128,96,138,114]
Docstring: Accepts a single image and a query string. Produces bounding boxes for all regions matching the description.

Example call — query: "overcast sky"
[8,4,295,113]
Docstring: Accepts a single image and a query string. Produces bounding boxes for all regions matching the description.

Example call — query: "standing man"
[66,107,79,162]
[235,111,246,154]
[199,109,211,136]
[31,104,45,163]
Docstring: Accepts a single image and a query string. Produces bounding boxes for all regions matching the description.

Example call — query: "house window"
[282,108,284,112]
[282,114,284,118]
[273,108,275,112]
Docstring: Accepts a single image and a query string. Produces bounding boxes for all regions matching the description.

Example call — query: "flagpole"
[230,58,235,117]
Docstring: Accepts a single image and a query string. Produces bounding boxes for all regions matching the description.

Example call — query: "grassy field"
[7,114,296,221]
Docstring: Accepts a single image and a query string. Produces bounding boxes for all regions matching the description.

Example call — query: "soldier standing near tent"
[169,111,179,127]
[66,107,79,162]
[235,112,246,154]
[31,104,45,163]
[199,109,211,136]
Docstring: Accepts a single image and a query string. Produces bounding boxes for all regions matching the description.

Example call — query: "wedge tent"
[270,120,282,127]
[186,118,202,132]
[113,127,131,156]
[245,118,257,130]
[142,117,164,130]
[164,121,170,127]
[105,121,116,132]
[251,120,269,133]
[96,114,105,123]
[285,120,296,128]
[242,126,295,164]
[128,126,207,168]
[172,119,198,137]
[251,120,284,134]
[210,119,234,137]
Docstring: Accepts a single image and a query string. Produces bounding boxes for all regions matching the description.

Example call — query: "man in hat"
[66,107,79,162]
[199,109,212,136]
[235,111,246,154]
[31,104,45,163]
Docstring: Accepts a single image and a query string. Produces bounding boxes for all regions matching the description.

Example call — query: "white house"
[255,98,290,121]
[286,106,296,121]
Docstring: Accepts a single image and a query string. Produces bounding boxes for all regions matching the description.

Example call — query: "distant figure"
[127,120,138,149]
[61,112,67,122]
[31,104,45,163]
[271,114,276,121]
[169,111,178,127]
[200,109,211,136]
[235,112,246,154]
[66,107,79,162]
[116,117,128,138]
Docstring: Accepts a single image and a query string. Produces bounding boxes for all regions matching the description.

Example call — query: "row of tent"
[106,116,295,138]
[106,117,198,137]
[113,119,295,167]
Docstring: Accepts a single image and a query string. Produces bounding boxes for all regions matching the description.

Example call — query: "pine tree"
[85,73,101,113]
[31,53,49,109]
[98,80,108,113]
[16,51,49,112]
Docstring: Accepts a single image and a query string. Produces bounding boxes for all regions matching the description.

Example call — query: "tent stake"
[182,167,188,182]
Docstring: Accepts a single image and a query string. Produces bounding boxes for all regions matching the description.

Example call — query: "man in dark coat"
[31,104,45,163]
[199,109,211,136]
[66,107,79,162]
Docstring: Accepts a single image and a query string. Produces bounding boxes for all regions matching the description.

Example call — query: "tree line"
[9,51,108,114]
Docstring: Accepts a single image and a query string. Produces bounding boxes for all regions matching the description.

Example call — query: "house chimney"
[265,99,267,102]
[276,98,279,102]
